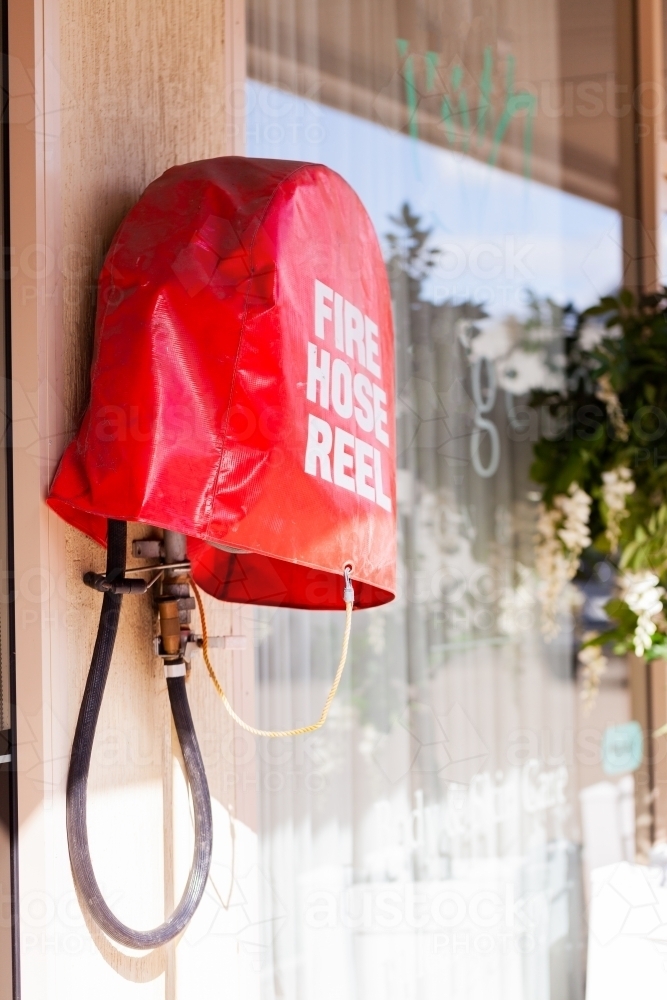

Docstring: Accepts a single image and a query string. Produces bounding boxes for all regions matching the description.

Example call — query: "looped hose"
[190,571,354,738]
[66,519,212,949]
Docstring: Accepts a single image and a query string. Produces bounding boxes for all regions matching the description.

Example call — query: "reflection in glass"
[247,2,623,996]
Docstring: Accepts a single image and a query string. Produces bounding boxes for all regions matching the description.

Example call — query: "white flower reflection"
[619,571,666,657]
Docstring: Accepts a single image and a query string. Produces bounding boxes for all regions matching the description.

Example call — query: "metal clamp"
[83,562,192,594]
[183,634,247,664]
[164,660,187,679]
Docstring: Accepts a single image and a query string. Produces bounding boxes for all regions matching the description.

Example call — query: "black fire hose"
[66,519,213,949]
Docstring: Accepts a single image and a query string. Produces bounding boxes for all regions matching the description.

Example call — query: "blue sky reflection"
[247,80,622,319]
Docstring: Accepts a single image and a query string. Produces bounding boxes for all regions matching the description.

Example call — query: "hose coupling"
[158,597,182,656]
[83,572,148,595]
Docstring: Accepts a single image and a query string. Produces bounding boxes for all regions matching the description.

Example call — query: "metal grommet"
[343,563,355,605]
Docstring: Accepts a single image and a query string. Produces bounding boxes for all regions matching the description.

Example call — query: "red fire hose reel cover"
[47,157,396,610]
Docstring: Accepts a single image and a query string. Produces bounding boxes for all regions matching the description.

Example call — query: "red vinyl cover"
[47,157,396,610]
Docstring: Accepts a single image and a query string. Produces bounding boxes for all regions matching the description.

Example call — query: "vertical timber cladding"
[57,0,252,980]
[0,0,15,993]
[616,0,664,292]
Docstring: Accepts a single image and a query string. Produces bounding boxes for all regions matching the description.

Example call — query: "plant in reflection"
[386,205,494,663]
[387,205,667,707]
[385,203,564,703]
[493,292,569,395]
[530,289,667,698]
[578,638,608,711]
[601,466,635,549]
[534,483,592,639]
[385,202,442,299]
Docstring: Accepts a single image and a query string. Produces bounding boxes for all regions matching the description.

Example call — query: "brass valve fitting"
[158,597,181,656]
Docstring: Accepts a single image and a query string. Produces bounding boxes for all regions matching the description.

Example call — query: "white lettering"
[353,373,374,432]
[333,427,356,491]
[307,282,392,510]
[355,438,375,501]
[365,316,381,378]
[304,415,333,481]
[331,358,353,418]
[345,300,366,367]
[306,343,330,409]
[334,292,344,351]
[374,448,392,511]
[373,384,389,446]
[315,280,333,340]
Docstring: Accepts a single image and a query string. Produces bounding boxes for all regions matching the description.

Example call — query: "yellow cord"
[189,576,353,738]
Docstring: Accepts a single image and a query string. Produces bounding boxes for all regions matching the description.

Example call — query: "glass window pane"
[246,3,625,997]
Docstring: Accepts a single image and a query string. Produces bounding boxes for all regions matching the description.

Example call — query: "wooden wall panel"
[10,0,253,997]
[58,0,255,972]
[60,0,227,428]
[0,764,11,1000]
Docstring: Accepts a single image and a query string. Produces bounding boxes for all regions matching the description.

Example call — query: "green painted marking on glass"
[489,55,537,177]
[396,40,535,176]
[441,63,470,151]
[396,39,419,138]
[476,46,493,143]
[425,51,439,92]
[488,53,516,164]
[520,97,536,177]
